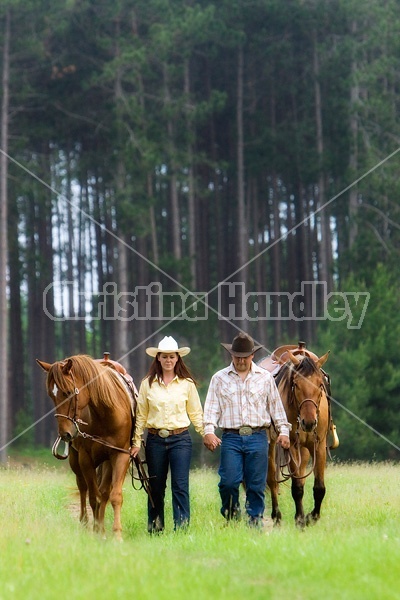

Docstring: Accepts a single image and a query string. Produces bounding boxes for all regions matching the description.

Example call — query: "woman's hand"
[130,445,141,458]
[203,433,221,452]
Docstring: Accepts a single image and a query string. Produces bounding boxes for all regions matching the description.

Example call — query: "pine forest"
[0,0,400,463]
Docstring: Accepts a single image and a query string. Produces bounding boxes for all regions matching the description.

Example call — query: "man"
[203,332,290,527]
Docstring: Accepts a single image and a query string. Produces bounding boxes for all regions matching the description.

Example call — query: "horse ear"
[287,350,301,365]
[62,359,73,375]
[317,351,330,368]
[36,359,51,372]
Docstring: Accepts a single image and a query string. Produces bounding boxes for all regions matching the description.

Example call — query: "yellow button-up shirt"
[132,375,204,447]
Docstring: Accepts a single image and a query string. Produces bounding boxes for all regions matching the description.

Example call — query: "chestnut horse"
[266,350,330,527]
[37,354,135,539]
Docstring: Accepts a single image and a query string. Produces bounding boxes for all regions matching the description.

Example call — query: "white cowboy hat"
[146,336,191,357]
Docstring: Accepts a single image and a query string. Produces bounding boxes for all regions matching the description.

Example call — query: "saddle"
[96,352,138,418]
[258,340,319,374]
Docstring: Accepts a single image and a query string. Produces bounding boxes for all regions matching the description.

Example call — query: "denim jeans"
[145,430,192,532]
[218,430,268,522]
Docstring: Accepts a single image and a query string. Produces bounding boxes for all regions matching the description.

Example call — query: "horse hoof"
[305,513,319,526]
[295,518,306,529]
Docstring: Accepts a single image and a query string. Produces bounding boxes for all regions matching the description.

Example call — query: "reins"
[275,431,319,483]
[52,374,155,507]
[274,372,323,483]
[129,454,156,508]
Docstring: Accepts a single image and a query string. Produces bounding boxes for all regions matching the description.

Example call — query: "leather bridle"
[275,381,324,483]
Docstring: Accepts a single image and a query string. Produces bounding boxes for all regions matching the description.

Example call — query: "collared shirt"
[132,375,204,447]
[203,361,290,437]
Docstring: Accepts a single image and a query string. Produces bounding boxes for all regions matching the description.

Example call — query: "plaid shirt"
[203,361,290,436]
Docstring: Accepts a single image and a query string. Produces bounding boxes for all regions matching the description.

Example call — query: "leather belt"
[223,426,266,436]
[148,427,188,438]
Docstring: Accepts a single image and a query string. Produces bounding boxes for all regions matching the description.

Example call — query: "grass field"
[1,453,399,600]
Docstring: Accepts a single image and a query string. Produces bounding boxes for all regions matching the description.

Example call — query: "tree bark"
[349,20,359,251]
[0,9,10,462]
[164,64,182,269]
[236,45,248,332]
[313,29,333,296]
[184,59,197,289]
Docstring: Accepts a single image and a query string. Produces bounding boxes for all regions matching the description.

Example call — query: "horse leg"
[108,453,130,540]
[78,450,106,535]
[291,477,305,528]
[96,461,112,534]
[306,446,326,525]
[69,447,88,525]
[266,440,281,524]
[291,447,309,528]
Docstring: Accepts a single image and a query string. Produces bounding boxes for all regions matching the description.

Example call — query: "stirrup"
[329,424,340,449]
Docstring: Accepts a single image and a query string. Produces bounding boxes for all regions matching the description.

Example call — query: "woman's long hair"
[147,354,198,387]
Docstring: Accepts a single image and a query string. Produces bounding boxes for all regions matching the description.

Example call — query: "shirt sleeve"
[132,378,150,447]
[267,376,291,437]
[203,373,221,435]
[186,381,204,436]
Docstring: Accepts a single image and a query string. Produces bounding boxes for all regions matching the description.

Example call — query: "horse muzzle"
[298,398,319,433]
[54,412,81,442]
[299,418,318,433]
[59,427,79,442]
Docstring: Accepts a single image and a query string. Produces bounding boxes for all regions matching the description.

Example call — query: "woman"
[131,336,204,533]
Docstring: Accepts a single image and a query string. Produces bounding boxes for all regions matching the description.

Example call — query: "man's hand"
[276,434,290,449]
[203,433,221,452]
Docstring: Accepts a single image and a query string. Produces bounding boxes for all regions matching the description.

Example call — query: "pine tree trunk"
[184,59,197,289]
[65,154,75,354]
[349,20,359,250]
[77,182,87,353]
[270,87,282,347]
[115,162,130,368]
[164,64,181,268]
[32,149,56,446]
[8,189,25,436]
[0,9,10,462]
[236,45,248,332]
[271,174,282,347]
[313,30,333,298]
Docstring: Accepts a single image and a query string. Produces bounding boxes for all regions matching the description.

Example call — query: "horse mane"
[47,354,131,411]
[274,356,323,406]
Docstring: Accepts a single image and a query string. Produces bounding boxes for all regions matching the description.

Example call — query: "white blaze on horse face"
[53,384,58,397]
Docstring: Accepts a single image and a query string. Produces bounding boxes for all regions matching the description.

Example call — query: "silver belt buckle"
[239,426,252,436]
[158,429,170,438]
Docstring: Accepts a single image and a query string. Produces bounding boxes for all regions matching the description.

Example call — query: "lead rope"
[129,454,155,508]
[53,413,155,506]
[275,433,318,483]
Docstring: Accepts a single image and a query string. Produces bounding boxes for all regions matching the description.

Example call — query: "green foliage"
[3,0,400,454]
[317,265,400,460]
[11,410,35,448]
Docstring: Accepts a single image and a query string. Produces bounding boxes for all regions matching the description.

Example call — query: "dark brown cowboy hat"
[221,333,262,357]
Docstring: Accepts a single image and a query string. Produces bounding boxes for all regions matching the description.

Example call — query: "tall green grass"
[1,458,399,600]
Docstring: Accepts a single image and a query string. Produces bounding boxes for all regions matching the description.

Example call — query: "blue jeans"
[145,430,192,532]
[218,431,268,522]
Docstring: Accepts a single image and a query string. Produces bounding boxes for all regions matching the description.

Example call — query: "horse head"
[286,350,330,434]
[37,357,91,443]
